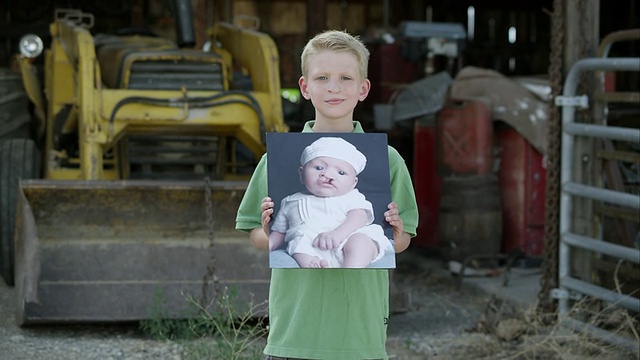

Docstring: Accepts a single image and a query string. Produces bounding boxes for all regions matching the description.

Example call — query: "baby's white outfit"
[271,189,393,267]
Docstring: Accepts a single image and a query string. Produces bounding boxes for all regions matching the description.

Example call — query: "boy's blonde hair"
[300,30,370,81]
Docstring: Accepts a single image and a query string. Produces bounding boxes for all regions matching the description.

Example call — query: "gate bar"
[558,56,640,354]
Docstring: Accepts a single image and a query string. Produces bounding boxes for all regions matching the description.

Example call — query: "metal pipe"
[564,122,640,143]
[559,57,640,314]
[563,232,640,263]
[562,276,640,312]
[597,29,640,58]
[557,228,571,313]
[562,58,640,101]
[561,317,640,355]
[563,182,640,209]
[173,0,196,48]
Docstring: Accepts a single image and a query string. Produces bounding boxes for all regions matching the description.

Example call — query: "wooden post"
[307,0,327,39]
[193,0,208,48]
[131,0,145,27]
[563,0,600,282]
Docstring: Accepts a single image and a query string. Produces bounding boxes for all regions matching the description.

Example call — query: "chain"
[537,0,563,316]
[576,0,593,125]
[200,176,220,308]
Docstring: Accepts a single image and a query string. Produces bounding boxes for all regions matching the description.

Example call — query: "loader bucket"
[13,179,268,325]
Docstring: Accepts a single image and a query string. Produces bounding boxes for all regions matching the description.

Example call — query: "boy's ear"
[358,79,371,102]
[298,166,304,182]
[299,76,311,100]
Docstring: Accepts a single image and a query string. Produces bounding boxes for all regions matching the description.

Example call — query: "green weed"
[139,287,268,359]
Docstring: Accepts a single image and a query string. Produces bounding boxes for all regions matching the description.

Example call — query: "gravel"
[3,247,635,360]
[0,247,493,359]
[0,284,181,359]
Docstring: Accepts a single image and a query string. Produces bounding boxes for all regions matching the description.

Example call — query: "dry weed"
[464,257,639,359]
[472,292,639,360]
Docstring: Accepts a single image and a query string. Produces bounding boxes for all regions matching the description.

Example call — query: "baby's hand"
[385,202,404,238]
[313,231,346,250]
[261,197,274,236]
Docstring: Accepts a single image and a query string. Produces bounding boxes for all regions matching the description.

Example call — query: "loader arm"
[5,4,287,325]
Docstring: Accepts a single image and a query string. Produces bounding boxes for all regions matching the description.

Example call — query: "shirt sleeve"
[388,146,419,237]
[235,155,268,232]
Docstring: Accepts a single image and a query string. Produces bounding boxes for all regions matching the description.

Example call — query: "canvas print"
[266,132,394,269]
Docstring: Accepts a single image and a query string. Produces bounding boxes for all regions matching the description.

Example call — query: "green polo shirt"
[235,121,418,359]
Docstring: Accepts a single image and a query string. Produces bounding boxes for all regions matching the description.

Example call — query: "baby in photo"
[269,136,393,268]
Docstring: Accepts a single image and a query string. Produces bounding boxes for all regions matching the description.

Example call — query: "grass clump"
[140,287,268,360]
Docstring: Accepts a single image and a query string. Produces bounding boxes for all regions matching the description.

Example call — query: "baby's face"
[299,156,358,197]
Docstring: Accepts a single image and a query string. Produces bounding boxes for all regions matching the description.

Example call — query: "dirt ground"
[0,246,637,359]
[387,248,639,360]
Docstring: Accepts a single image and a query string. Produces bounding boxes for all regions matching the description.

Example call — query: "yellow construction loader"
[1,1,286,324]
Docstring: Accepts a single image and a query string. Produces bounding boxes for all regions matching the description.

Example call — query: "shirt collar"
[302,121,364,134]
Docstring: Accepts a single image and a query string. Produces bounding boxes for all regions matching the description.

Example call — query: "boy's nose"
[327,81,341,93]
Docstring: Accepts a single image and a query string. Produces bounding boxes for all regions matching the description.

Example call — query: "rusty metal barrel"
[436,100,493,177]
[438,175,503,264]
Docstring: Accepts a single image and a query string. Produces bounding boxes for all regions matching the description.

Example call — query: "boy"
[235,30,418,359]
[269,136,394,268]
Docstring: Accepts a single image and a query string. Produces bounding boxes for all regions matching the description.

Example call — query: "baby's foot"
[294,253,330,268]
[305,257,324,268]
[303,257,330,268]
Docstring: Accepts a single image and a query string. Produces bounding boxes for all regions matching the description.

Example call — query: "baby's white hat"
[300,137,367,174]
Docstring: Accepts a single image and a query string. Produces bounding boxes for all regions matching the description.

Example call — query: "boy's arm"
[395,232,411,253]
[236,155,273,251]
[387,146,419,253]
[250,227,269,250]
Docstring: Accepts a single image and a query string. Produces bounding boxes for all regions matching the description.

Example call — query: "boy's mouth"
[325,98,344,105]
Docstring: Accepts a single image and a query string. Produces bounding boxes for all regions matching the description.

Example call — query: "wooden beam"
[307,0,327,38]
[564,0,602,283]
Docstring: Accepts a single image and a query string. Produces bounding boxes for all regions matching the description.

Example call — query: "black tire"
[0,67,31,141]
[0,139,40,286]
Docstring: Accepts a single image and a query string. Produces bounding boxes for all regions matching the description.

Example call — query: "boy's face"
[299,50,370,123]
[299,156,358,197]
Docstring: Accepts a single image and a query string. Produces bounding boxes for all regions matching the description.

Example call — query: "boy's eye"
[338,170,346,176]
[341,76,352,81]
[314,166,324,171]
[317,76,328,81]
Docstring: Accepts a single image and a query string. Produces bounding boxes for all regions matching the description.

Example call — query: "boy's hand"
[385,202,404,235]
[250,197,274,250]
[260,197,274,236]
[385,202,410,253]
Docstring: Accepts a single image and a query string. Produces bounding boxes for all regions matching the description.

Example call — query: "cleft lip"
[320,180,333,187]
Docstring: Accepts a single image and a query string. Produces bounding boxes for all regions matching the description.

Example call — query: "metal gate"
[555,46,639,352]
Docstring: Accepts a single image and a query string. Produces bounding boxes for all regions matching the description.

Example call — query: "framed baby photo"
[266,132,395,269]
